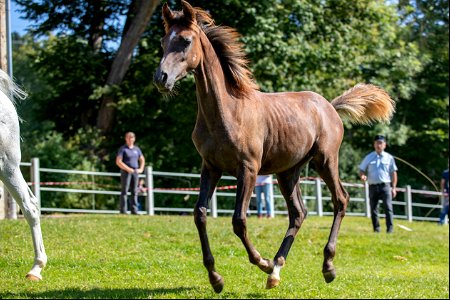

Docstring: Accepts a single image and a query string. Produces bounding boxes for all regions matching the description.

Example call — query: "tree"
[14,0,446,201]
[16,0,161,134]
[96,0,161,133]
[393,0,449,189]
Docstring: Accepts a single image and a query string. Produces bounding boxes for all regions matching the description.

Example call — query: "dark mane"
[167,6,259,97]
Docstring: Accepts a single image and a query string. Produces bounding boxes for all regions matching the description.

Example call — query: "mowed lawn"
[0,213,448,299]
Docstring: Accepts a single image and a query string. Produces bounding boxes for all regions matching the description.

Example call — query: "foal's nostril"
[154,69,168,86]
[161,72,168,84]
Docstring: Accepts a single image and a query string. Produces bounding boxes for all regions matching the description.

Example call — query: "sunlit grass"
[0,214,448,298]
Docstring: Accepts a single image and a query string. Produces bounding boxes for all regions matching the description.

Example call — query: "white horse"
[0,68,47,280]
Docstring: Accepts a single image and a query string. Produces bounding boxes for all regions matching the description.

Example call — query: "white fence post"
[315,178,323,217]
[364,181,371,218]
[31,157,41,214]
[145,166,154,216]
[211,190,218,218]
[405,185,413,222]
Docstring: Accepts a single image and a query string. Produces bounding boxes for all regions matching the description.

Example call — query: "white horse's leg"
[1,168,47,280]
[1,70,46,280]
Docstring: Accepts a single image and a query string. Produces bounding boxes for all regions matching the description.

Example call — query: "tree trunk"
[96,0,161,134]
[0,0,8,72]
[88,0,106,53]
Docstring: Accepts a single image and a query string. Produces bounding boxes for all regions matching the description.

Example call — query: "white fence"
[14,158,445,222]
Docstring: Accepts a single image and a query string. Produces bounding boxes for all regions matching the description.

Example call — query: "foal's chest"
[192,128,242,171]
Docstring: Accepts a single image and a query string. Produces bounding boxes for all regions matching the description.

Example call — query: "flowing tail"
[331,83,395,124]
[0,69,27,104]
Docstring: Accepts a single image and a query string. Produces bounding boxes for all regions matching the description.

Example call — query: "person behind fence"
[359,135,398,233]
[438,168,449,225]
[116,132,145,215]
[255,175,273,219]
[137,178,146,211]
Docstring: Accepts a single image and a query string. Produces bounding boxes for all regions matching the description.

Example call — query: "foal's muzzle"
[153,68,173,93]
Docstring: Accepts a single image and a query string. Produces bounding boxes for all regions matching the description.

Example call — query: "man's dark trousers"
[369,183,394,232]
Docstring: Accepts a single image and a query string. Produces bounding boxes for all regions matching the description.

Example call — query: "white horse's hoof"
[26,272,42,281]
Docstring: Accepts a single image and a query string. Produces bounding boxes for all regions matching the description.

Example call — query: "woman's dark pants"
[120,170,139,214]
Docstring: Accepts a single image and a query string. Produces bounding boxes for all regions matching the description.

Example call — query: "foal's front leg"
[232,167,274,276]
[194,164,223,293]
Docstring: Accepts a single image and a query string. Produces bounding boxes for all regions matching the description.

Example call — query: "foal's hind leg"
[266,168,307,289]
[313,154,349,283]
[1,168,47,280]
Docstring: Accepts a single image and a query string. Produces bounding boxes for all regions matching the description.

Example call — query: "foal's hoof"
[322,269,336,283]
[265,275,280,289]
[26,273,42,281]
[211,275,224,293]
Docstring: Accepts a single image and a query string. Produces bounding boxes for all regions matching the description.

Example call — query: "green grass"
[0,214,448,299]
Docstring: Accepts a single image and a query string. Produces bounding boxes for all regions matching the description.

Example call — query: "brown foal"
[154,0,395,293]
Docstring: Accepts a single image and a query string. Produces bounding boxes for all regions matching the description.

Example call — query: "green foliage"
[11,0,448,212]
[31,34,107,134]
[15,0,130,43]
[0,215,448,298]
[391,0,449,188]
[19,125,114,209]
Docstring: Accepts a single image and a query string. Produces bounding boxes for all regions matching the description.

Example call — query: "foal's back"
[255,90,344,174]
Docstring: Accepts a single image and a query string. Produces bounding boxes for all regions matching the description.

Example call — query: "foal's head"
[153,0,203,93]
[154,0,258,96]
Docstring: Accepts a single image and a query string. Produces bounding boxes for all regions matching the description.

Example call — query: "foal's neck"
[194,31,236,128]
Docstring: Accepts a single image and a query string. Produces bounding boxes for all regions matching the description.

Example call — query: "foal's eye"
[182,38,192,47]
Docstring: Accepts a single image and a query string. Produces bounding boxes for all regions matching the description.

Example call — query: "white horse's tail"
[0,69,28,103]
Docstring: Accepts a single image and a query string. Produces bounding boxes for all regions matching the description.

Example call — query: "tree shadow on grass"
[0,286,196,299]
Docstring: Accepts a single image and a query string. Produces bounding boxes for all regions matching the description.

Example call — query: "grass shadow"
[0,286,195,299]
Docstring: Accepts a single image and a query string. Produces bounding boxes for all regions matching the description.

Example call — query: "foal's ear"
[181,0,195,22]
[162,3,174,31]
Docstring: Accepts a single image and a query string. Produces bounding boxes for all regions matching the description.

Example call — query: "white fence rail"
[15,158,445,222]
